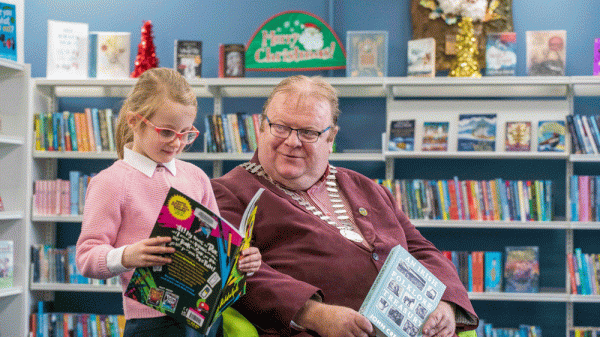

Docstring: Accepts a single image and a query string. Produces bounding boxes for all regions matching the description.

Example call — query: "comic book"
[125,187,264,334]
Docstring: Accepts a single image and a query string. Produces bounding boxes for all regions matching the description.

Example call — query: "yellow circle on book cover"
[168,194,193,220]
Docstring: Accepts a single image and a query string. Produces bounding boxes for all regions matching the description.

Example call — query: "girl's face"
[129,98,197,163]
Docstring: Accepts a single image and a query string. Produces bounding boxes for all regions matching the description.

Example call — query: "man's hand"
[294,300,375,337]
[422,300,456,337]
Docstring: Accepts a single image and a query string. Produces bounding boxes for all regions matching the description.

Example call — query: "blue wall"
[24,1,600,335]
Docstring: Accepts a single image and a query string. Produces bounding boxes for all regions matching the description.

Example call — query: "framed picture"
[346,31,388,77]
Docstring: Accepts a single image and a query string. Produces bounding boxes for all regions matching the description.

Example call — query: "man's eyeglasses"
[265,116,331,143]
[136,114,199,144]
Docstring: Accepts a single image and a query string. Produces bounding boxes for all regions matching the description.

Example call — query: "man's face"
[257,92,337,191]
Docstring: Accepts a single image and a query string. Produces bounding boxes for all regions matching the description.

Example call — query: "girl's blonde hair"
[115,67,198,159]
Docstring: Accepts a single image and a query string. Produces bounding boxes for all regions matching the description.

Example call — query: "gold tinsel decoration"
[449,17,482,77]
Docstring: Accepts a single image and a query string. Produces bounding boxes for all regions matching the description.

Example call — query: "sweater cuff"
[106,245,132,274]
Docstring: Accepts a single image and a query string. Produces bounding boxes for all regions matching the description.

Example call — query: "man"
[211,75,478,337]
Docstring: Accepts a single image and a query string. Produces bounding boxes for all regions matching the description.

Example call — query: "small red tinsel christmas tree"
[131,20,159,78]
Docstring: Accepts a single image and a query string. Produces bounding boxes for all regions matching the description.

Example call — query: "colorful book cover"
[174,40,202,80]
[526,30,566,76]
[421,122,448,151]
[388,119,415,151]
[484,251,502,292]
[218,44,245,78]
[457,114,497,151]
[505,121,531,151]
[0,2,16,61]
[88,32,130,79]
[0,240,13,288]
[346,31,388,77]
[125,187,264,334]
[537,120,566,152]
[46,20,89,79]
[359,244,446,337]
[485,32,516,76]
[594,38,600,76]
[407,37,435,77]
[503,246,540,293]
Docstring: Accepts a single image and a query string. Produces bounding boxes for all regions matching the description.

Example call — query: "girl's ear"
[126,112,138,129]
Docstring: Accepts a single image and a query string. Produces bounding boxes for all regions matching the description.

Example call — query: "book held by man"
[125,187,264,334]
[359,244,446,337]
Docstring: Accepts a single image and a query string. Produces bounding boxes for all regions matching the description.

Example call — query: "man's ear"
[328,126,339,153]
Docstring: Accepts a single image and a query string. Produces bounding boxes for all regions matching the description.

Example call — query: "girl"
[76,68,261,337]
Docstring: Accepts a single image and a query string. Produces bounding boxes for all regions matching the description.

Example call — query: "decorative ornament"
[131,20,159,78]
[449,17,481,77]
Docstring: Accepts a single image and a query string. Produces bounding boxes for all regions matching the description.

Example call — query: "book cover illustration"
[0,240,13,288]
[47,20,89,79]
[595,38,600,76]
[125,187,264,334]
[346,31,388,77]
[0,2,16,61]
[359,244,446,337]
[219,44,245,78]
[407,37,435,77]
[174,40,202,80]
[457,114,497,151]
[537,120,566,152]
[388,120,415,152]
[89,32,130,78]
[505,121,531,152]
[526,30,566,76]
[485,32,516,76]
[484,251,502,292]
[504,246,539,293]
[421,122,449,151]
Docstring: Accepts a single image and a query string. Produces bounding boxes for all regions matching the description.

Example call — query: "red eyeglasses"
[136,114,200,144]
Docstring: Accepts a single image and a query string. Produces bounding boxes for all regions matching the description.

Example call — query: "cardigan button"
[372,253,379,261]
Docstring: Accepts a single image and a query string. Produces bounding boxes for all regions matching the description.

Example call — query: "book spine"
[575,115,593,154]
[581,115,598,154]
[84,108,96,152]
[91,108,102,152]
[565,115,582,154]
[88,33,97,78]
[105,109,116,152]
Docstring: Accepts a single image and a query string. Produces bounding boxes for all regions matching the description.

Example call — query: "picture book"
[407,37,435,77]
[526,30,566,76]
[359,244,446,337]
[88,31,130,79]
[174,40,202,80]
[594,38,600,76]
[218,44,245,78]
[125,187,264,334]
[485,32,516,76]
[503,246,539,293]
[0,240,13,289]
[346,31,388,77]
[537,120,566,152]
[421,121,449,151]
[388,120,415,152]
[0,2,17,61]
[457,114,497,152]
[505,121,531,152]
[47,20,89,79]
[484,251,502,292]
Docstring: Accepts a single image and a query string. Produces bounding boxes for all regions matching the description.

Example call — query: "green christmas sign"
[246,10,346,71]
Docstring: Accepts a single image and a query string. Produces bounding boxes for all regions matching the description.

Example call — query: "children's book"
[505,121,531,152]
[359,244,446,337]
[174,40,202,80]
[526,30,566,76]
[218,44,245,78]
[594,38,600,76]
[537,120,566,152]
[421,121,449,151]
[125,187,264,334]
[484,251,502,292]
[47,20,89,79]
[0,2,17,62]
[457,114,497,151]
[503,246,539,293]
[388,120,415,152]
[0,240,13,288]
[88,31,130,78]
[407,37,435,77]
[485,32,516,76]
[346,31,388,77]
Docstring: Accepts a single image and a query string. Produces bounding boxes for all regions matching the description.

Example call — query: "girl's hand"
[237,247,261,274]
[122,236,176,269]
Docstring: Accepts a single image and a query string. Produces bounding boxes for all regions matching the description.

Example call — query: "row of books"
[33,171,95,216]
[567,248,600,295]
[205,112,259,153]
[0,240,13,289]
[567,115,600,155]
[34,109,117,153]
[570,175,600,222]
[475,320,542,337]
[32,302,125,337]
[571,327,600,337]
[31,244,120,286]
[377,178,553,222]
